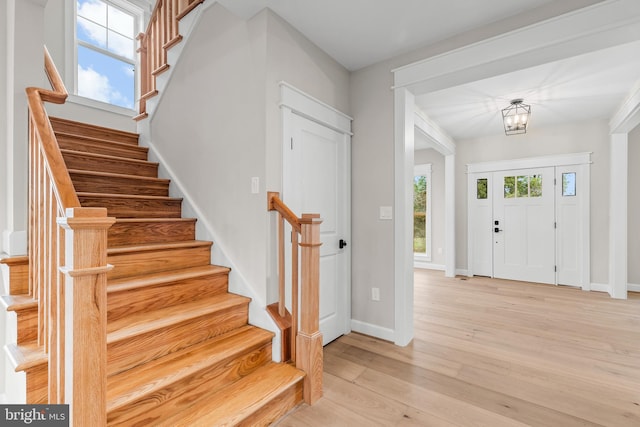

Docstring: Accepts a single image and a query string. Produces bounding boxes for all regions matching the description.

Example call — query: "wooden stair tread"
[60,148,158,167]
[114,217,196,224]
[107,240,212,255]
[77,192,180,202]
[5,343,47,371]
[50,116,139,145]
[107,265,229,293]
[106,325,273,408]
[68,169,170,184]
[55,132,146,151]
[0,255,29,266]
[156,362,304,427]
[0,294,37,311]
[106,293,250,339]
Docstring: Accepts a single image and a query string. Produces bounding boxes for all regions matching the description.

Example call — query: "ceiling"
[217,0,640,142]
[415,40,640,141]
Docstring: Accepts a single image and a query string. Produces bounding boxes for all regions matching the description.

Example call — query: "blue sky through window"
[77,0,135,110]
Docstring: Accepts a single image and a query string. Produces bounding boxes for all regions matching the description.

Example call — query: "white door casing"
[281,83,352,346]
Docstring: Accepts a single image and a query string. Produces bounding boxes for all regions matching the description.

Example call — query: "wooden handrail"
[26,48,79,210]
[27,47,115,424]
[267,192,323,405]
[135,0,204,120]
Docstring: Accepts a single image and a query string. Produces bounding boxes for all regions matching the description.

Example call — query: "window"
[476,178,488,199]
[414,164,432,261]
[562,172,576,196]
[504,174,542,198]
[75,0,140,110]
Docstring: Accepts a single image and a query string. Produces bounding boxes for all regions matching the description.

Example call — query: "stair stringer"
[135,120,283,362]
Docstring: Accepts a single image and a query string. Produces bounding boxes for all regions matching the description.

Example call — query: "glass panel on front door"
[504,175,543,198]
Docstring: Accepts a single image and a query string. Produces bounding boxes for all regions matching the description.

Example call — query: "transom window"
[75,0,140,110]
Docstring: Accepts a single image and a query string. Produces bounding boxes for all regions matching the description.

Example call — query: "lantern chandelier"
[502,98,531,135]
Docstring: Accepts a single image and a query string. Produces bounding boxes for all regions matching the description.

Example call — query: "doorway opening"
[467,153,591,289]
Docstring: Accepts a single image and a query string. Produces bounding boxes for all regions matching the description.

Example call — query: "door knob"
[494,227,503,233]
[339,239,348,249]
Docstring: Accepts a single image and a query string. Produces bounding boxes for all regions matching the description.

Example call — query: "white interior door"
[493,167,556,284]
[287,113,350,345]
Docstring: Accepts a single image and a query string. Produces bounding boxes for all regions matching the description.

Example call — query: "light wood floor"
[276,269,640,426]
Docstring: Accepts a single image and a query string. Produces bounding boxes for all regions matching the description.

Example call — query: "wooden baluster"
[278,212,285,317]
[291,230,299,363]
[161,0,168,66]
[37,148,45,347]
[151,18,157,90]
[56,212,66,403]
[47,194,59,402]
[28,119,36,297]
[58,207,114,426]
[43,177,51,353]
[297,214,323,404]
[136,32,147,114]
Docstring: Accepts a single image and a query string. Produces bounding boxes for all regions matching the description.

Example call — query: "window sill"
[67,94,136,117]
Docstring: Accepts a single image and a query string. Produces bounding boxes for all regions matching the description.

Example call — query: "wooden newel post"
[58,208,115,426]
[296,213,323,404]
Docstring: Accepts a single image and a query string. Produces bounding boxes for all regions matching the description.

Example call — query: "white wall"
[148,4,350,309]
[414,148,446,266]
[149,3,269,301]
[629,125,640,285]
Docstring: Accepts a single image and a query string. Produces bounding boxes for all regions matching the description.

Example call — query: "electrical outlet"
[371,287,380,301]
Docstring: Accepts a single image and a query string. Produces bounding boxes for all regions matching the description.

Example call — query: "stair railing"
[267,192,323,404]
[27,47,115,425]
[135,0,204,120]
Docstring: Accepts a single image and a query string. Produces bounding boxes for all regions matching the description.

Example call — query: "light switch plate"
[251,177,259,194]
[379,206,392,220]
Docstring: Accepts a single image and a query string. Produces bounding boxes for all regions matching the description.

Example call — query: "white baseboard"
[455,269,469,276]
[591,282,611,295]
[628,283,640,293]
[350,319,395,342]
[414,261,444,270]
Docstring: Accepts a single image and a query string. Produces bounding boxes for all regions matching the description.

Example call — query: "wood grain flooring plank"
[279,269,640,426]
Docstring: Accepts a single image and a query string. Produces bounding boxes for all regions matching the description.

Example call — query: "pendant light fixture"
[502,98,531,135]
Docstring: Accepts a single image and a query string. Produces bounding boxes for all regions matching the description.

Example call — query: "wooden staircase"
[2,117,304,425]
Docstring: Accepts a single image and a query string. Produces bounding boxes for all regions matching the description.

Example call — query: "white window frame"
[65,0,145,114]
[413,163,432,263]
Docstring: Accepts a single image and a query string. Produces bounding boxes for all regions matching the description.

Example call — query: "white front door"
[287,113,350,345]
[493,167,556,284]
